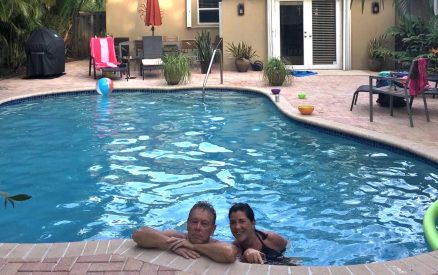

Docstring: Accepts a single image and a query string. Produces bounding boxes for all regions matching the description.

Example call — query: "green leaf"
[8,199,15,208]
[1,191,31,208]
[9,194,32,201]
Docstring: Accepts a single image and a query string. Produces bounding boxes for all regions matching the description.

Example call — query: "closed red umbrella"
[145,0,162,36]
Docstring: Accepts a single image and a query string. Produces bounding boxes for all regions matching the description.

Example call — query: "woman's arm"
[242,248,265,264]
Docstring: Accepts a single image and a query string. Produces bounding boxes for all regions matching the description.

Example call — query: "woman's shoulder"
[257,230,280,240]
[262,231,288,251]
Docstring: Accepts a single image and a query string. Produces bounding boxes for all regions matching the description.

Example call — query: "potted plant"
[162,54,191,85]
[195,30,213,74]
[368,34,390,71]
[428,48,438,75]
[263,58,291,86]
[226,41,258,72]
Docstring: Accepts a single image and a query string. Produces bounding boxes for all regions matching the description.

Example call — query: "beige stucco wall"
[106,0,218,56]
[106,0,396,71]
[221,0,267,71]
[350,0,396,70]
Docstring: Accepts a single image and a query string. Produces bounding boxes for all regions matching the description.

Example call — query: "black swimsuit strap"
[255,229,266,244]
[254,230,293,266]
[255,230,284,257]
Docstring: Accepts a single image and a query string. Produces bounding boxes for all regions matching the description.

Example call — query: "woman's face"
[229,210,255,244]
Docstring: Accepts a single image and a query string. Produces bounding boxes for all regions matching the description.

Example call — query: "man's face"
[186,208,216,244]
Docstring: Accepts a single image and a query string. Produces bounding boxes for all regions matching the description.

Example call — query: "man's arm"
[132,227,184,249]
[132,227,200,259]
[192,241,238,263]
[168,239,239,263]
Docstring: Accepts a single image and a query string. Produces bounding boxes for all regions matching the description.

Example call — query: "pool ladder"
[202,38,223,102]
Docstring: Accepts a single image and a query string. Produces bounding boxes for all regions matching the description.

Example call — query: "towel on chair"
[408,57,429,96]
[90,37,120,70]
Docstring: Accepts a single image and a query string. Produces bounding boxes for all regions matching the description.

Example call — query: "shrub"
[162,54,191,85]
[195,30,213,62]
[226,41,258,60]
[263,58,291,86]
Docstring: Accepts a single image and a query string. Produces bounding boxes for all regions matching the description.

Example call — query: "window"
[198,0,219,24]
[435,0,438,16]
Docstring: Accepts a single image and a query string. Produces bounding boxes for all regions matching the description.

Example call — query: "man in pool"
[132,201,238,263]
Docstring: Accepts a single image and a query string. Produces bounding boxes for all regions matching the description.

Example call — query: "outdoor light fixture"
[238,3,244,16]
[372,1,380,14]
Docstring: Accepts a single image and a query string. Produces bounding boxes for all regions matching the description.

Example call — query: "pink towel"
[90,37,120,70]
[408,57,430,96]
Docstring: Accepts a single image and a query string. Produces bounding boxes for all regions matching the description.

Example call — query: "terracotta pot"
[235,58,250,72]
[103,71,113,78]
[268,74,285,86]
[165,74,181,85]
[298,105,314,115]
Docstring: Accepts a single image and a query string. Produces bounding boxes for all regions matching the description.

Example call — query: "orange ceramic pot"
[298,105,314,115]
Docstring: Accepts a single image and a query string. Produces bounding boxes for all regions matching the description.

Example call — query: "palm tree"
[42,0,104,42]
[0,0,105,73]
[0,0,43,70]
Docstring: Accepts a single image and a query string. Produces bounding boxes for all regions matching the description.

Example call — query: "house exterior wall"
[106,0,396,71]
[221,0,267,71]
[105,0,218,56]
[350,0,396,70]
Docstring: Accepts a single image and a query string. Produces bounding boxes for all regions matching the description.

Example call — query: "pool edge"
[0,240,437,274]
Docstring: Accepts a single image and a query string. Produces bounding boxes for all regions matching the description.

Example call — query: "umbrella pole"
[151,26,155,36]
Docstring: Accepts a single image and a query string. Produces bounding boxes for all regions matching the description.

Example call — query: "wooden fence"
[70,11,106,59]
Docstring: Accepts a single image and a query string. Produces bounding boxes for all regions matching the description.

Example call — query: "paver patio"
[0,60,437,274]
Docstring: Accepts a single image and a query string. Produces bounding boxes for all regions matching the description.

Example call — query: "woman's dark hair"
[228,203,255,222]
[189,201,216,225]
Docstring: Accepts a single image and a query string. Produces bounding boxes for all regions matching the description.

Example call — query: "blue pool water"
[0,91,437,266]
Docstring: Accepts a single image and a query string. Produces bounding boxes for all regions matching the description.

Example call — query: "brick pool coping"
[0,240,438,274]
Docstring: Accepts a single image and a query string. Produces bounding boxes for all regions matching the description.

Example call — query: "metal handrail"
[202,38,223,102]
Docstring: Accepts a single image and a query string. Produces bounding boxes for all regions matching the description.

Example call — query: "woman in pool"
[228,203,288,264]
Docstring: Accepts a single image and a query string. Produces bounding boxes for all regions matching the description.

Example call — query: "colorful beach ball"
[96,77,113,96]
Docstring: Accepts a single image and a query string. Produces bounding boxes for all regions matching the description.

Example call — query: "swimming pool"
[0,90,437,266]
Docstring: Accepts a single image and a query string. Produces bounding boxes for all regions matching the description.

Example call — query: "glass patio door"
[275,0,340,69]
[280,1,306,66]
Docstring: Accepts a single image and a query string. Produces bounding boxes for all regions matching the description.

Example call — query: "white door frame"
[267,0,350,70]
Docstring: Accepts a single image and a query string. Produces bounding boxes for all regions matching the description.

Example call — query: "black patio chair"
[350,58,430,127]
